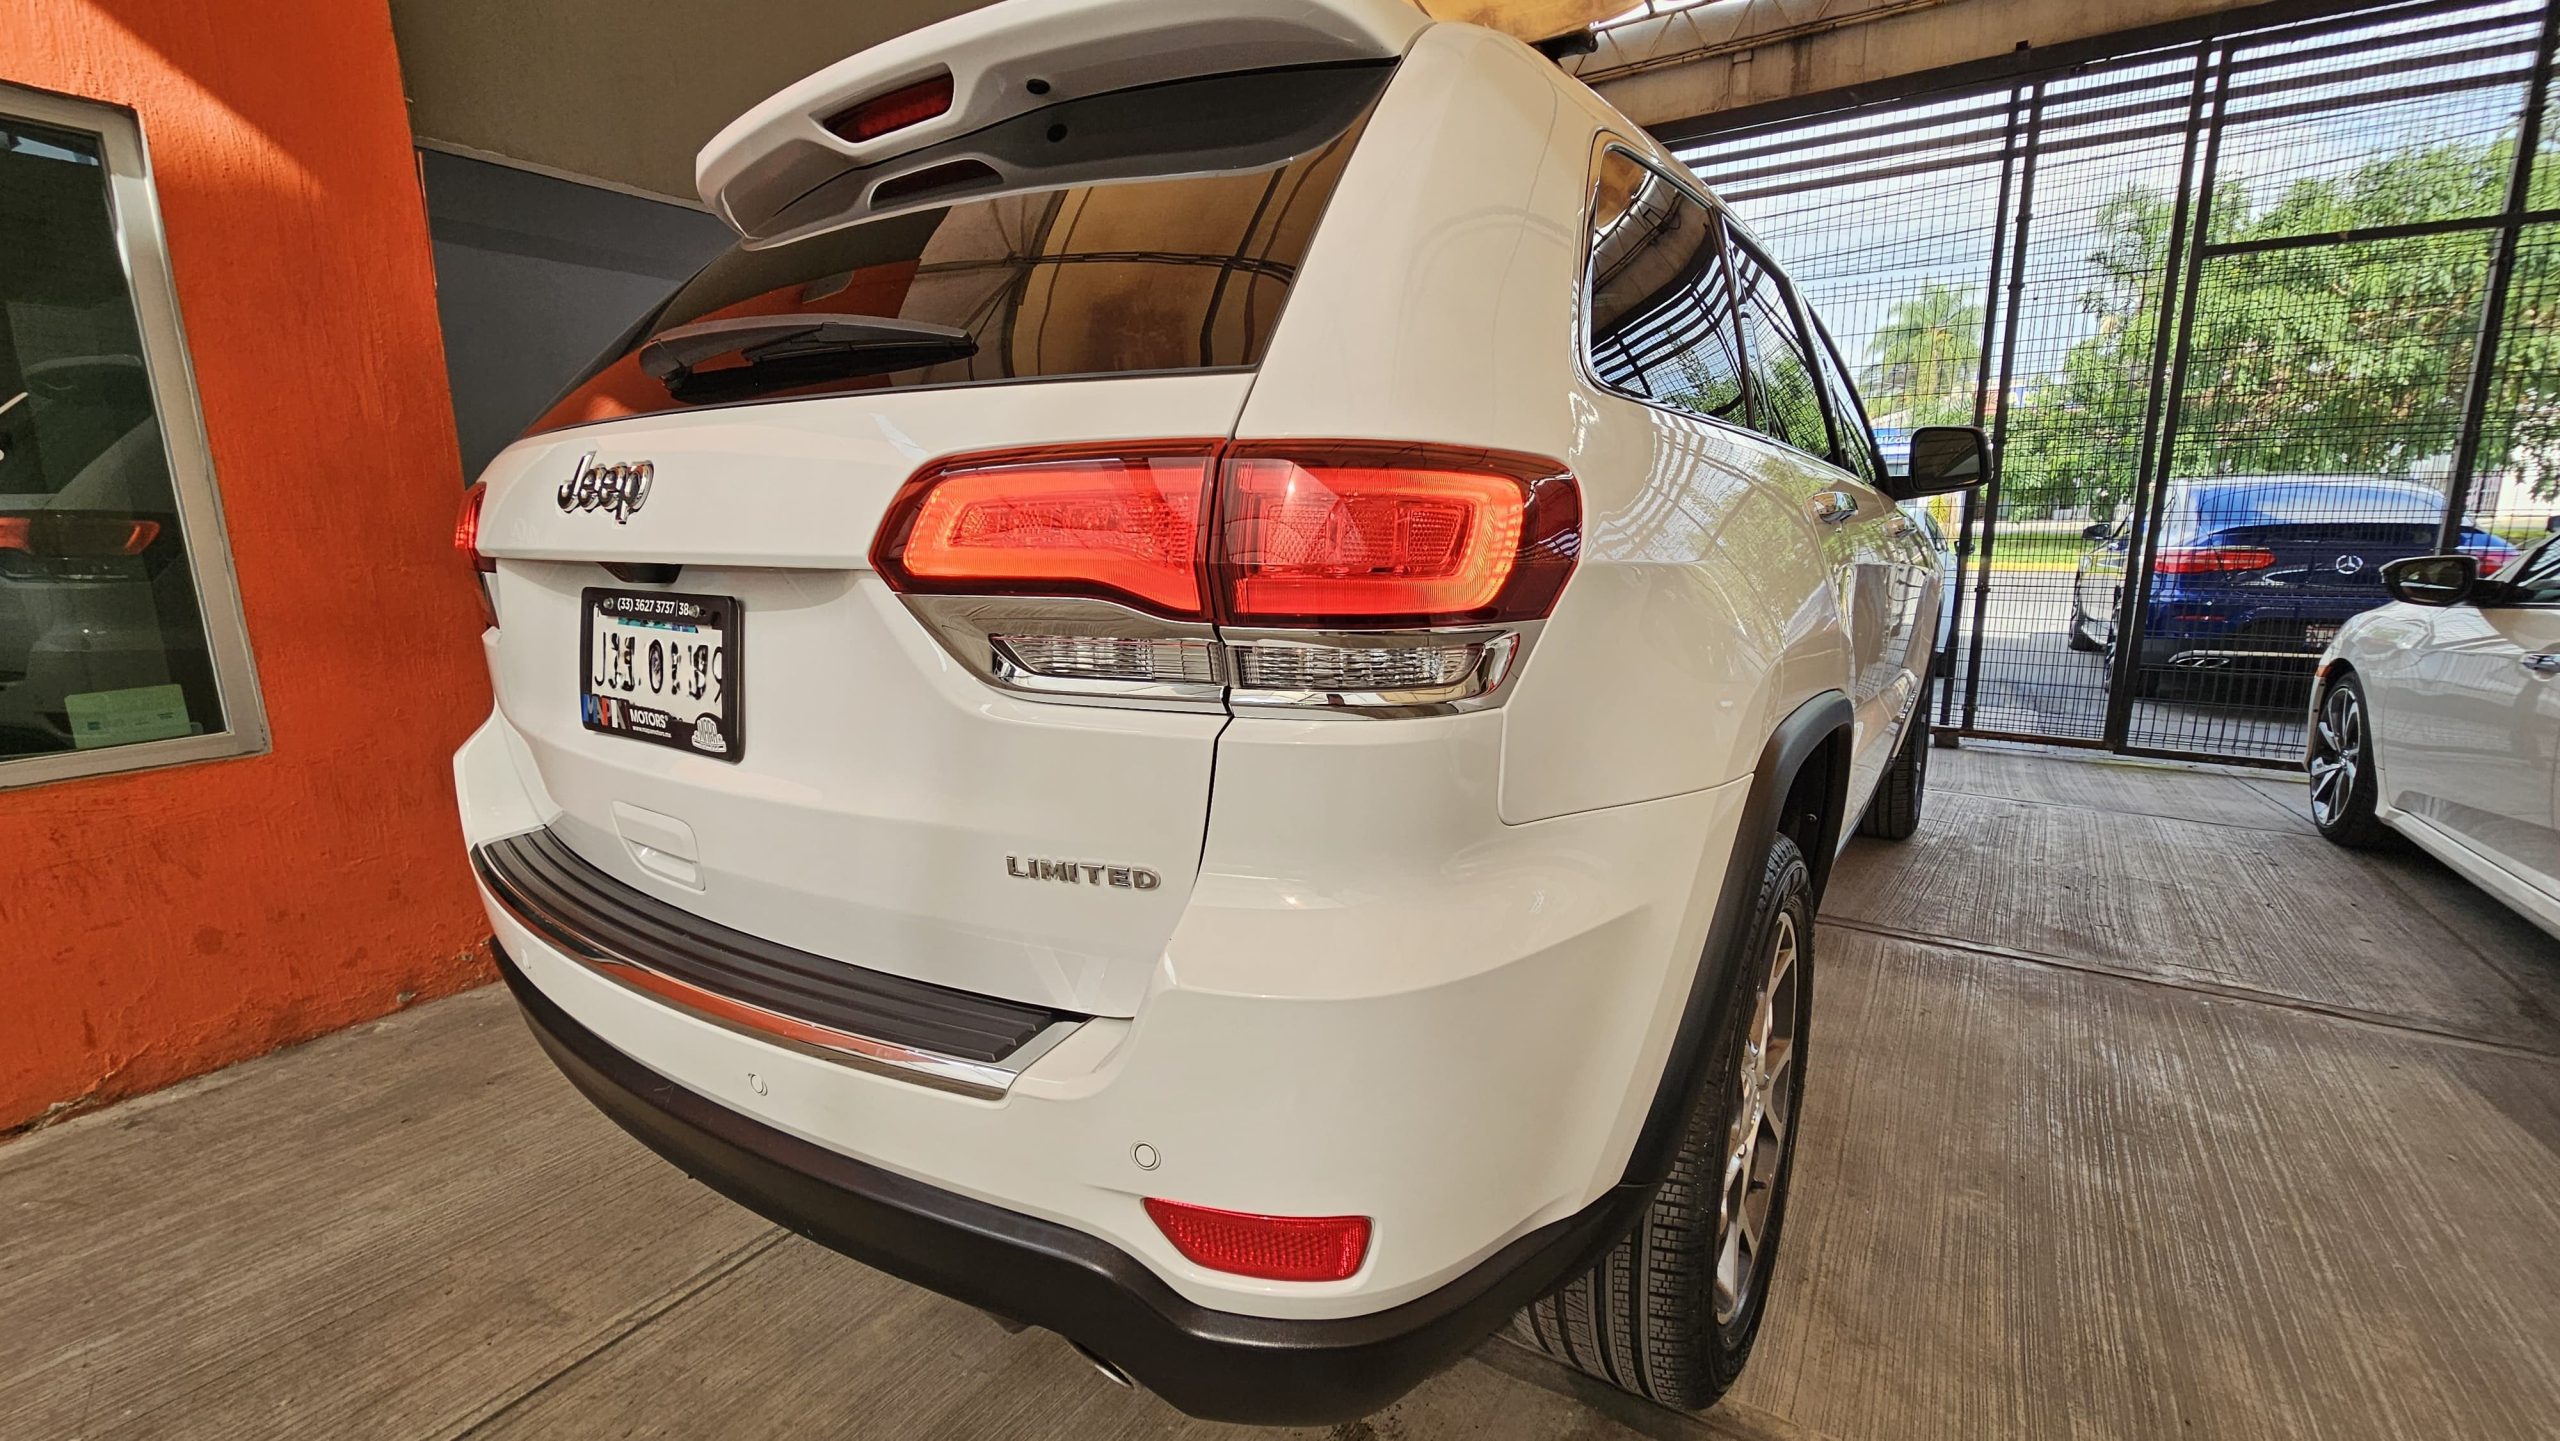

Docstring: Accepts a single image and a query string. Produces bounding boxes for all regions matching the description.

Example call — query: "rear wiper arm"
[637,314,976,400]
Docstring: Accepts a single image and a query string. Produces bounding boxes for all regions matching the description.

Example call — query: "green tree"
[1992,133,2560,517]
[1860,281,1983,427]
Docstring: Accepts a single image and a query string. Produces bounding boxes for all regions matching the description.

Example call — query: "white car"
[2310,542,2560,939]
[448,0,1982,1422]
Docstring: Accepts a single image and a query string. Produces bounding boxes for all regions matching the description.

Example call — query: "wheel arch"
[1616,690,1853,1195]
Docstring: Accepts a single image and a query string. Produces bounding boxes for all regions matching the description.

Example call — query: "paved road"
[1936,569,2310,762]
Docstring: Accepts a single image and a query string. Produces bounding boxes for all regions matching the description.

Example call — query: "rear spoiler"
[697,0,1431,246]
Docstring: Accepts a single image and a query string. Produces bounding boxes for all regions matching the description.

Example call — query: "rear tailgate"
[469,40,1401,1019]
[475,375,1246,1018]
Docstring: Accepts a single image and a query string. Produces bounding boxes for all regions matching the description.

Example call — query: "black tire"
[1512,833,1814,1412]
[1855,713,1928,840]
[2308,669,2389,848]
[2066,603,2105,653]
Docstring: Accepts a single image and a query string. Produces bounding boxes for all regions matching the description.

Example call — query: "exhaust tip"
[1066,1339,1136,1389]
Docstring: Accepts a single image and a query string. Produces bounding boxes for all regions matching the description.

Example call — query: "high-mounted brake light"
[1143,1198,1370,1283]
[455,483,494,574]
[824,72,955,144]
[2154,545,2276,575]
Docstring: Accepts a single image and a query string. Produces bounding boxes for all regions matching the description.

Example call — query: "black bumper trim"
[496,942,1646,1425]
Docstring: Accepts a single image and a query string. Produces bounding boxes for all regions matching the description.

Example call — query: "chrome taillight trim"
[1220,625,1537,719]
[896,588,1545,719]
[904,594,1229,712]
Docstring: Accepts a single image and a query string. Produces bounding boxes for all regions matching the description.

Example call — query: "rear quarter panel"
[1237,28,1852,824]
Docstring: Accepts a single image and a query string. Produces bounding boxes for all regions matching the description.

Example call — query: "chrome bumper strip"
[471,831,1079,1100]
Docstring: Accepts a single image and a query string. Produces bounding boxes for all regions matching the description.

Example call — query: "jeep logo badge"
[1006,856,1162,890]
[558,452,654,523]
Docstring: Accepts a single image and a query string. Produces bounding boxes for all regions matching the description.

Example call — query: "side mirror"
[2382,553,2478,607]
[2080,522,2112,541]
[1899,425,1991,497]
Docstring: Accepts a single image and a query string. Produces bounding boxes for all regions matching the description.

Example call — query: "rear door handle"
[1810,490,1860,525]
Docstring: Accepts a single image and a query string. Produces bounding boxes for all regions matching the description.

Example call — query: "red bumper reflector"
[873,449,1214,618]
[826,72,955,144]
[1143,1198,1370,1282]
[455,483,494,573]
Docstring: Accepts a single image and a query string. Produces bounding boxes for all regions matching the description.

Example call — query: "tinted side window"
[2509,538,2560,603]
[1585,151,1747,425]
[1807,319,1883,485]
[1728,240,1834,461]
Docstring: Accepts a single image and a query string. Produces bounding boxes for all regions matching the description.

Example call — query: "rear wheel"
[1855,714,1929,841]
[2308,670,2388,848]
[1513,833,1813,1411]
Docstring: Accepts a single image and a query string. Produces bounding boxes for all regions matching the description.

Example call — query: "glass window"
[1727,238,1836,461]
[1807,318,1884,486]
[1585,150,1748,425]
[2507,537,2560,603]
[0,86,262,784]
[533,64,1391,436]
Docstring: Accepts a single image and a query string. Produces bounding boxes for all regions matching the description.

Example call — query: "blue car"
[2069,476,2519,693]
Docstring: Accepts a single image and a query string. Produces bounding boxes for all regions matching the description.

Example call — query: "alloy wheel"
[2308,683,2362,827]
[1713,909,1801,1326]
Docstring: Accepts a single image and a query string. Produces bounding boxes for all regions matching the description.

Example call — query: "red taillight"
[0,513,160,557]
[1142,1198,1371,1282]
[1217,445,1580,627]
[870,442,1581,628]
[456,483,494,574]
[873,447,1214,618]
[2154,545,2276,575]
[825,72,954,143]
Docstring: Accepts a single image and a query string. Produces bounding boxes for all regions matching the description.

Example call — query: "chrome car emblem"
[2332,553,2366,575]
[558,452,654,523]
[1005,856,1162,890]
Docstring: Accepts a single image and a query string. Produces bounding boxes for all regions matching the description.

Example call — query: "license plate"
[580,588,741,761]
[2305,622,2340,648]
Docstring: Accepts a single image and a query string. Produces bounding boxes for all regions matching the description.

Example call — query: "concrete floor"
[5,745,2557,1440]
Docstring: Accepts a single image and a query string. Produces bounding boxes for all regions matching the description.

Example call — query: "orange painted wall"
[1,1,493,1130]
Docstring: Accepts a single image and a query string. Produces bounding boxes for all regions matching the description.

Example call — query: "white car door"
[1724,236,1906,802]
[2384,538,2560,896]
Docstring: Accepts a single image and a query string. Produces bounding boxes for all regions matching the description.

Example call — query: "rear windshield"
[529,63,1392,437]
[2191,480,2442,528]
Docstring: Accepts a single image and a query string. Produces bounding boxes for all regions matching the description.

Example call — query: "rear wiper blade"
[637,314,976,400]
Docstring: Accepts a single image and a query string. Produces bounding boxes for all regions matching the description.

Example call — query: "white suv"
[450,0,1986,1423]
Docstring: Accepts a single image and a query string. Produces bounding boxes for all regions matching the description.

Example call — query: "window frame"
[1576,140,1772,445]
[2497,535,2560,606]
[0,81,267,789]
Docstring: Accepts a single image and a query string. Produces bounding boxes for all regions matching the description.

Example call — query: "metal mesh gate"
[1686,0,2560,764]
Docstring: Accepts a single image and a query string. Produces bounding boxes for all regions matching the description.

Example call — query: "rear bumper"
[499,940,1641,1424]
[456,708,1742,1323]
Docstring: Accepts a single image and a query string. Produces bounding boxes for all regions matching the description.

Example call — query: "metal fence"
[1686,0,2560,764]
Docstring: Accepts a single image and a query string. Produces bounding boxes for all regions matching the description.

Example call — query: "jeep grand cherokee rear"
[454,0,1960,1423]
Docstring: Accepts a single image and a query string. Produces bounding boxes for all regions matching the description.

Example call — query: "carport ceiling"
[386,0,1628,205]
[389,0,1000,204]
[387,0,2372,205]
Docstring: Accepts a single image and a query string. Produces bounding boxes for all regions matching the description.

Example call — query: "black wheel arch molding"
[1616,690,1854,1196]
